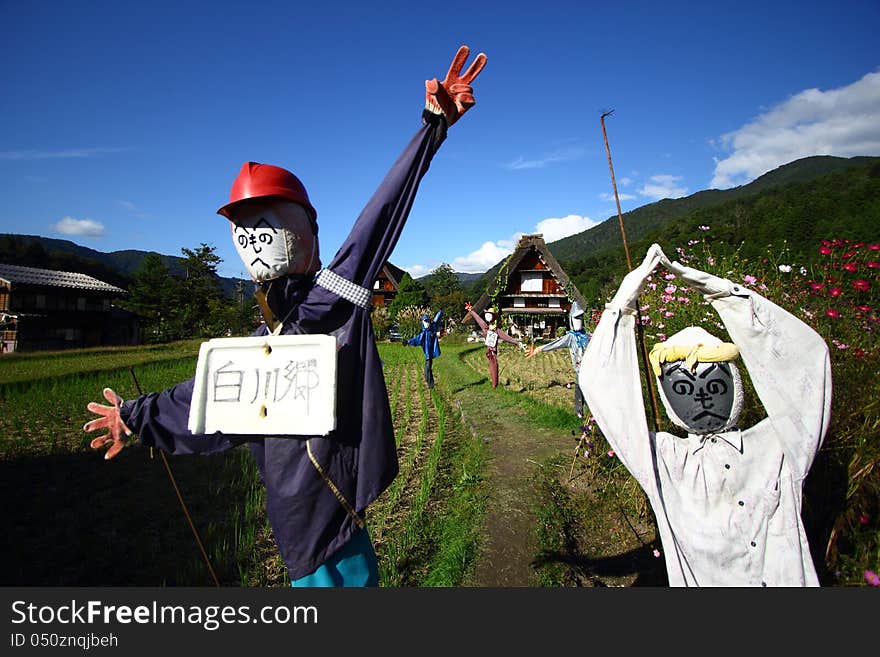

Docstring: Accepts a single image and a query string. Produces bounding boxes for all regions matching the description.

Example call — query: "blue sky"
[2,0,878,280]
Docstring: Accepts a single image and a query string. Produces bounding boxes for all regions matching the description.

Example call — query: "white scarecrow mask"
[653,326,743,435]
[231,202,317,282]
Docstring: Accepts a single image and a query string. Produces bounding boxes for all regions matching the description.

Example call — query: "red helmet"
[217,161,317,223]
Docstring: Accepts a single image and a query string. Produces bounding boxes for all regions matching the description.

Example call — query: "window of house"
[520,272,543,292]
[513,297,525,307]
[549,298,561,307]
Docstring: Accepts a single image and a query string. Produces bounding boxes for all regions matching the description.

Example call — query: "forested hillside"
[469,155,880,306]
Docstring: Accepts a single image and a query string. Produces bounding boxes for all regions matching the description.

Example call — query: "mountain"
[470,155,880,303]
[0,234,249,298]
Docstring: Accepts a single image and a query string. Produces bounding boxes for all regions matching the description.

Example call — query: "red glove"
[84,387,133,460]
[426,45,487,126]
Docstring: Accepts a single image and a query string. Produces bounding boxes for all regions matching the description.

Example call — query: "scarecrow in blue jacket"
[527,302,591,418]
[404,310,443,389]
[82,46,487,587]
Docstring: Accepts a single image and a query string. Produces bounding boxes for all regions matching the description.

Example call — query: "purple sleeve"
[327,113,447,288]
[120,378,245,455]
[496,328,519,345]
[466,309,488,333]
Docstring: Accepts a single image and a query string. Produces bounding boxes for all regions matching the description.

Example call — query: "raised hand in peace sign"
[426,45,488,126]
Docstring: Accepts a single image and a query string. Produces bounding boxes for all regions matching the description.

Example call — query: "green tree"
[165,243,225,338]
[388,273,428,321]
[426,263,465,321]
[125,253,173,342]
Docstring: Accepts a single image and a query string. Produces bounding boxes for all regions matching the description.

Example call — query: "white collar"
[690,429,743,455]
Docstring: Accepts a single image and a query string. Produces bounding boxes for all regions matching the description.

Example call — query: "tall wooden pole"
[600,111,632,271]
[130,367,221,587]
[599,111,662,432]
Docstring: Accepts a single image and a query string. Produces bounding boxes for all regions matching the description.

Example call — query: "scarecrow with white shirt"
[527,301,591,418]
[580,244,831,586]
[82,46,488,587]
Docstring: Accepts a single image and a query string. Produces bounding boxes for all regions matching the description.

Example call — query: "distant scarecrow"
[528,301,591,417]
[465,301,522,387]
[404,309,443,389]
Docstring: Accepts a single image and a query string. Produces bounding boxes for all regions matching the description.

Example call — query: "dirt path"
[447,361,575,586]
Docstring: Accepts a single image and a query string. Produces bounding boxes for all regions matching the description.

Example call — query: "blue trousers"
[290,528,379,587]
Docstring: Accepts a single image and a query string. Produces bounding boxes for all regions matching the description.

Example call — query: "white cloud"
[118,200,148,218]
[638,174,688,200]
[711,71,880,188]
[618,176,633,187]
[599,191,636,202]
[53,216,105,237]
[504,147,586,170]
[451,239,518,273]
[0,147,123,160]
[534,214,600,242]
[405,213,601,276]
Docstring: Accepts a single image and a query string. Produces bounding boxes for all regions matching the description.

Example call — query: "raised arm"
[466,305,488,333]
[579,245,666,485]
[328,46,486,288]
[661,257,832,478]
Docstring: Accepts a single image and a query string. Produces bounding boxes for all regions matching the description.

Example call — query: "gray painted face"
[658,361,736,434]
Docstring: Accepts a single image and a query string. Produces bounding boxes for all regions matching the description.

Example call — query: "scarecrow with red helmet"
[83,46,487,587]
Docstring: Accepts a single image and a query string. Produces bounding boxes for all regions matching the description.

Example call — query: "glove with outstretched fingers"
[425,45,487,125]
[84,387,133,460]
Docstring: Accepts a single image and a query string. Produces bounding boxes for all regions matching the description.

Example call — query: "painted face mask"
[231,205,316,282]
[484,312,494,323]
[571,317,583,331]
[657,360,743,434]
[652,326,743,434]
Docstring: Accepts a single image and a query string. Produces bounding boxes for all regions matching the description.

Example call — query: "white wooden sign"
[188,334,337,436]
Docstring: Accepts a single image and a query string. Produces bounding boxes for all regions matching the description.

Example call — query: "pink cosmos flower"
[664,273,676,280]
[664,311,674,318]
[825,308,840,319]
[829,287,843,298]
[842,262,858,273]
[865,570,880,587]
[859,513,870,526]
[607,450,615,457]
[868,244,880,251]
[819,246,832,255]
[664,284,677,294]
[811,282,825,292]
[843,251,856,258]
[853,279,870,292]
[653,549,661,558]
[707,257,715,266]
[742,274,757,285]
[867,261,879,269]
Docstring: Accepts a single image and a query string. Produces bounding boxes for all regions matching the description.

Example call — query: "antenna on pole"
[599,109,662,432]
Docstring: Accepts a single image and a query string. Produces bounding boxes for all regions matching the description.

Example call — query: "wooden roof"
[0,263,126,294]
[466,234,586,320]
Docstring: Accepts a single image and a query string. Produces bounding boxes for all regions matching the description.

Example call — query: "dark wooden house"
[371,262,407,308]
[0,263,139,353]
[464,234,587,340]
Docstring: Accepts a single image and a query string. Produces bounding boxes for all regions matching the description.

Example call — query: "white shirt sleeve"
[711,286,832,480]
[580,246,665,486]
[660,255,832,481]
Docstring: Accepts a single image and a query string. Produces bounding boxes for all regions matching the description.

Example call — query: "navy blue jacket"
[406,309,442,360]
[120,113,447,580]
